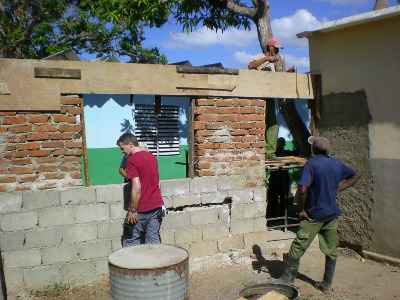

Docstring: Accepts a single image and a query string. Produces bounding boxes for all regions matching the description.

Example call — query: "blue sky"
[140,0,398,73]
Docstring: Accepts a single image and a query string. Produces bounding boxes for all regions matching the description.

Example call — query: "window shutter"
[134,104,180,156]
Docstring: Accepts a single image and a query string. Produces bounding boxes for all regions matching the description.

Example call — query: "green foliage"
[0,0,251,62]
[32,282,69,297]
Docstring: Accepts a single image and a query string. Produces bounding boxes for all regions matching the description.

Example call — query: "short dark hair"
[313,145,328,156]
[117,132,139,146]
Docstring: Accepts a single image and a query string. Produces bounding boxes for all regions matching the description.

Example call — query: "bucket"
[108,244,189,300]
[239,283,299,300]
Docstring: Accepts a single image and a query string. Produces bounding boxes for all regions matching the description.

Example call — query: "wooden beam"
[79,97,90,187]
[34,67,81,79]
[176,84,236,92]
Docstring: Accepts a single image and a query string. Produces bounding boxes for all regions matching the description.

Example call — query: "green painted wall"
[82,145,189,186]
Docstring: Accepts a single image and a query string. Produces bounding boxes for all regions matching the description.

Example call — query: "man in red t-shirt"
[117,132,164,246]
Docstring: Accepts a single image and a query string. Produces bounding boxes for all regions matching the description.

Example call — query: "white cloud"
[272,9,322,49]
[317,0,370,6]
[281,54,310,71]
[161,27,257,50]
[234,51,254,66]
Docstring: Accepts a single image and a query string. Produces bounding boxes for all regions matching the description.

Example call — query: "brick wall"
[194,98,266,187]
[0,96,83,192]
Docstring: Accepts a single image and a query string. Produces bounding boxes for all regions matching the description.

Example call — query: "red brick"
[215,100,233,107]
[236,143,251,149]
[249,129,264,135]
[196,170,215,176]
[59,165,81,172]
[10,167,34,174]
[75,149,83,156]
[28,115,50,123]
[233,99,250,107]
[4,151,28,159]
[231,130,248,136]
[197,157,214,162]
[17,142,40,150]
[52,149,77,156]
[195,115,216,122]
[36,166,58,172]
[5,145,16,151]
[29,150,51,157]
[197,144,217,149]
[250,115,265,121]
[53,115,77,123]
[194,107,207,114]
[0,186,6,192]
[44,173,66,180]
[37,183,57,190]
[240,123,257,129]
[35,124,57,132]
[67,107,82,115]
[36,157,59,164]
[196,130,213,136]
[16,186,32,192]
[194,123,206,130]
[220,144,235,149]
[196,99,215,106]
[6,136,26,143]
[60,107,67,114]
[0,176,17,183]
[241,136,257,142]
[3,116,27,125]
[12,158,32,165]
[70,172,82,179]
[0,112,16,115]
[234,115,250,122]
[26,133,49,141]
[250,99,266,107]
[8,124,33,133]
[61,97,81,105]
[216,115,234,122]
[62,157,81,164]
[0,127,6,133]
[49,133,73,140]
[19,175,40,183]
[41,141,64,148]
[65,142,82,148]
[205,123,223,130]
[222,107,240,114]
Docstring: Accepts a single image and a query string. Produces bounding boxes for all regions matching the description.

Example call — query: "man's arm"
[119,167,127,179]
[248,55,278,69]
[338,174,361,193]
[297,185,312,221]
[128,177,141,224]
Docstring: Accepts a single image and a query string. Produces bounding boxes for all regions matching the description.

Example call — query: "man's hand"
[128,211,138,225]
[298,210,312,221]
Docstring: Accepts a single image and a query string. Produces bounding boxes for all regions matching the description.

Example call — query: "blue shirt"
[298,155,356,222]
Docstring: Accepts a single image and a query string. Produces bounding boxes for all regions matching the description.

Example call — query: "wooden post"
[188,97,195,179]
[79,97,90,186]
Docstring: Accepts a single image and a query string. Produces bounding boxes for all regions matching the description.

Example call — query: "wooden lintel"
[176,65,239,75]
[176,85,236,92]
[34,67,81,79]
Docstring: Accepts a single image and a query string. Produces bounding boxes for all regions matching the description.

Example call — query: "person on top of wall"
[273,136,361,294]
[117,132,165,246]
[248,38,295,160]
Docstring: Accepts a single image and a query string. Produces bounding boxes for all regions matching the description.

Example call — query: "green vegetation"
[32,282,69,297]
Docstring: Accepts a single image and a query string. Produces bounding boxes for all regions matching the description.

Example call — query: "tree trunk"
[373,0,388,10]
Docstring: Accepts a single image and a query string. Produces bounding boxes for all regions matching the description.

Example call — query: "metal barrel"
[108,244,189,300]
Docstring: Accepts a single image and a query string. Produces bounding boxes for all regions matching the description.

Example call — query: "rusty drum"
[108,244,189,300]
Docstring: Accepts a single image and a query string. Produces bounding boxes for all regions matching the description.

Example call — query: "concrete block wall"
[0,176,267,294]
[0,96,83,193]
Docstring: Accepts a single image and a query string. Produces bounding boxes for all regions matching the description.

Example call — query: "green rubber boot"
[315,257,336,294]
[274,254,299,286]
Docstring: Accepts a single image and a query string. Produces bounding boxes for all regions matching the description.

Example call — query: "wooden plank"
[176,84,236,91]
[176,65,239,75]
[79,97,90,187]
[188,97,195,179]
[34,67,81,79]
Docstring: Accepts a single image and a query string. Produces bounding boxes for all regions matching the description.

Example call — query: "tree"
[0,0,169,63]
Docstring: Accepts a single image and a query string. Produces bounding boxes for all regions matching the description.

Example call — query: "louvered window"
[134,104,180,156]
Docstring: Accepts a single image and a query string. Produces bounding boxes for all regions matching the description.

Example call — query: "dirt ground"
[10,230,400,300]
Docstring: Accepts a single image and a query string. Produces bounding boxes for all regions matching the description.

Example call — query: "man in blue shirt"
[276,136,360,294]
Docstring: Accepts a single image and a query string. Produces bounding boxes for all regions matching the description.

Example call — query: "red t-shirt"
[126,151,164,212]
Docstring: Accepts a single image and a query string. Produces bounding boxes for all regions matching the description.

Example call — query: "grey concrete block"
[38,207,74,228]
[0,211,37,231]
[190,207,220,226]
[160,179,190,196]
[253,217,267,233]
[63,224,97,244]
[95,258,109,276]
[0,231,25,251]
[189,240,218,257]
[244,232,268,249]
[172,194,201,208]
[200,192,228,205]
[217,176,245,191]
[3,249,41,268]
[98,220,123,239]
[231,189,254,204]
[60,187,96,205]
[243,202,266,219]
[96,184,123,204]
[61,261,96,284]
[22,190,60,210]
[23,265,62,288]
[110,203,126,220]
[231,219,254,236]
[79,240,112,260]
[163,196,173,209]
[175,227,202,244]
[75,203,110,224]
[253,186,267,202]
[190,177,218,194]
[42,245,78,265]
[0,193,22,213]
[3,269,23,291]
[25,228,62,248]
[111,238,123,252]
[218,235,244,253]
[160,230,175,245]
[161,211,191,230]
[202,223,230,241]
[231,204,244,220]
[218,207,230,223]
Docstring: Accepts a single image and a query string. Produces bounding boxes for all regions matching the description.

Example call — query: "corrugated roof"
[297,5,400,38]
